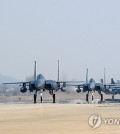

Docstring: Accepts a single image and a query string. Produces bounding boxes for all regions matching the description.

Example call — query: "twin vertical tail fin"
[101,79,104,83]
[111,78,115,84]
[58,60,59,82]
[104,68,106,84]
[34,61,37,80]
[86,68,88,84]
[57,60,61,89]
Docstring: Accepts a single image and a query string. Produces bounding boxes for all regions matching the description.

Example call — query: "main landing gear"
[91,91,94,103]
[112,94,115,100]
[98,91,103,102]
[33,90,56,104]
[40,92,43,103]
[86,91,103,103]
[86,91,94,103]
[49,90,56,103]
[53,93,56,103]
[34,91,37,103]
[100,91,103,102]
[86,91,89,103]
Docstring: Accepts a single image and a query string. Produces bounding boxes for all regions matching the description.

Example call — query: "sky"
[0,0,120,82]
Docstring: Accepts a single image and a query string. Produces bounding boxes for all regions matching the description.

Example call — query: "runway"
[0,103,120,134]
[0,91,120,134]
[0,91,120,104]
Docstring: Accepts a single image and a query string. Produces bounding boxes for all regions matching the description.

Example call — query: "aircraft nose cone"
[90,85,93,89]
[89,83,95,90]
[35,82,42,88]
[35,80,44,89]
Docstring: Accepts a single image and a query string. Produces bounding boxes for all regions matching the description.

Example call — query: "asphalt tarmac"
[0,92,120,134]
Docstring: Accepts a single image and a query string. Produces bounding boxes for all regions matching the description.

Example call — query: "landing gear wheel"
[34,94,37,103]
[86,94,89,102]
[40,93,43,103]
[112,94,114,100]
[100,94,103,102]
[92,95,94,102]
[53,94,55,103]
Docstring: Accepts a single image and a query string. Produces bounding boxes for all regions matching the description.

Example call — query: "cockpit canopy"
[37,74,44,79]
[89,78,95,83]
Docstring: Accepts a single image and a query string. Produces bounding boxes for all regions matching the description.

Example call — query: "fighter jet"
[73,69,120,103]
[103,78,120,99]
[72,69,104,103]
[2,61,66,103]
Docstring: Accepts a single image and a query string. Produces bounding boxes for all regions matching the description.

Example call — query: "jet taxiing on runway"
[103,78,120,99]
[3,62,120,103]
[2,61,67,103]
[71,69,104,102]
[71,69,120,102]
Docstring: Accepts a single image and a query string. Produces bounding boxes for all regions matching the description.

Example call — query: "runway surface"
[0,103,120,134]
[0,92,120,134]
[0,91,120,104]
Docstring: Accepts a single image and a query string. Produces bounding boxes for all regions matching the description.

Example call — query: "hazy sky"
[0,0,120,82]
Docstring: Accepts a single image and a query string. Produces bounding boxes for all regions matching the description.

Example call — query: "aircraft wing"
[105,84,120,86]
[57,81,85,85]
[57,80,85,83]
[105,84,120,88]
[2,81,30,84]
[95,83,120,89]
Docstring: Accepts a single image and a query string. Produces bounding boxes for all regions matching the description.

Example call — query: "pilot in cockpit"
[37,74,43,79]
